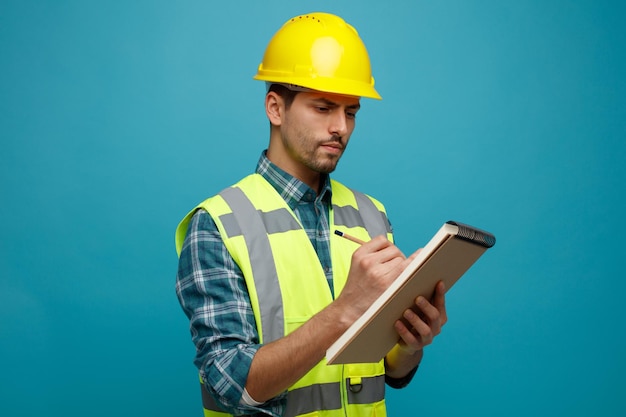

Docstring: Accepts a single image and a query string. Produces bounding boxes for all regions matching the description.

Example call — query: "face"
[271,91,361,181]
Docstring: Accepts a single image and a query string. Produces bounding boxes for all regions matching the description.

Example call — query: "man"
[175,12,447,417]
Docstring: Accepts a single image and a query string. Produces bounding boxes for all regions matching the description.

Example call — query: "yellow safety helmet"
[254,12,381,100]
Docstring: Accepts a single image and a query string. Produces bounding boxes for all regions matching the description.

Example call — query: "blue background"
[1,1,624,416]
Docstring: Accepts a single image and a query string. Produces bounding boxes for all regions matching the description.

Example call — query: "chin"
[307,153,341,174]
[317,163,339,174]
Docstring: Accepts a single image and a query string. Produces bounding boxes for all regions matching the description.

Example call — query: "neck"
[266,148,323,193]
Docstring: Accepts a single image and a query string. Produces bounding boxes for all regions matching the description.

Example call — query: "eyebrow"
[312,97,361,111]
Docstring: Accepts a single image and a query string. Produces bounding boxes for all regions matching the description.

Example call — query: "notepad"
[326,221,496,364]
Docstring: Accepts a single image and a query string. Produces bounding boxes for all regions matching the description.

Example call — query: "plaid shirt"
[176,152,333,416]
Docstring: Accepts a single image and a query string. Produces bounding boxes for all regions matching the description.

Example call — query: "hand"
[335,236,415,323]
[394,280,448,354]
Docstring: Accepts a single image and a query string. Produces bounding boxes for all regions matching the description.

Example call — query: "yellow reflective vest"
[176,174,393,417]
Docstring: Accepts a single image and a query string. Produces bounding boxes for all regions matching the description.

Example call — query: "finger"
[394,319,423,352]
[358,240,409,273]
[414,296,442,336]
[353,238,404,267]
[402,308,433,345]
[432,281,448,326]
[359,235,395,253]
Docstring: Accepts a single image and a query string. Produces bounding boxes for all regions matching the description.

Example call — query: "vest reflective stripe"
[333,204,365,229]
[219,186,285,345]
[346,375,385,404]
[220,207,302,238]
[352,191,391,238]
[284,375,385,417]
[332,195,390,239]
[202,376,385,416]
[285,383,341,416]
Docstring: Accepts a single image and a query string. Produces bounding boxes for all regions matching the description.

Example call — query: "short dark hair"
[267,83,299,109]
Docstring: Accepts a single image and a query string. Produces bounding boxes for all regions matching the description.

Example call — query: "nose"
[329,111,349,137]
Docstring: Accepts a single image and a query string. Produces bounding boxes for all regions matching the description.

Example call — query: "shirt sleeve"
[175,209,286,416]
[385,364,419,389]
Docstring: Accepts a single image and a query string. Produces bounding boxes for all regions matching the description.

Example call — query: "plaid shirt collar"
[256,151,332,211]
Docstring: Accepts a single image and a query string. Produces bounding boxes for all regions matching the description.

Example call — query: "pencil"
[334,230,367,245]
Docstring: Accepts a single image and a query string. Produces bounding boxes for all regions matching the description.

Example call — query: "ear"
[265,91,284,126]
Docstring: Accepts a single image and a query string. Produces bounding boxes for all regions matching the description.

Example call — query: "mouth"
[320,144,343,156]
[320,140,345,155]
